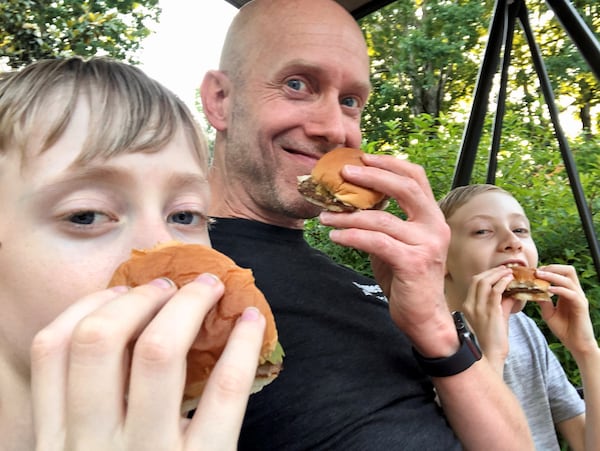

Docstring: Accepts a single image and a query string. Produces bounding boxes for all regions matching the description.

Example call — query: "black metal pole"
[487,1,520,184]
[518,5,600,280]
[545,0,600,80]
[452,0,508,188]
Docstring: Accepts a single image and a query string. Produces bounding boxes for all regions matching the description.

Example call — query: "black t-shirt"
[210,218,462,450]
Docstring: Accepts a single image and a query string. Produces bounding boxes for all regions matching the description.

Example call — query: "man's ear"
[200,70,231,131]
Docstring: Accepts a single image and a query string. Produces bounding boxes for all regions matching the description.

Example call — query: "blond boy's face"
[445,191,539,300]
[0,98,211,370]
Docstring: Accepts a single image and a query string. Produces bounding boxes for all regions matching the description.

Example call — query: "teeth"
[506,263,518,268]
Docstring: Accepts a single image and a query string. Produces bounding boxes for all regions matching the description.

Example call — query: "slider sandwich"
[108,241,284,413]
[503,266,552,302]
[297,147,388,212]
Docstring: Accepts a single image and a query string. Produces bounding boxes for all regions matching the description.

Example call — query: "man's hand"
[319,154,456,356]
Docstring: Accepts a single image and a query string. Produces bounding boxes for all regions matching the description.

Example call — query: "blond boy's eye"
[68,211,109,225]
[168,211,202,225]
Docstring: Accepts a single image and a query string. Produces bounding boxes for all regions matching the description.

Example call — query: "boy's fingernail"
[240,306,261,321]
[195,272,220,285]
[148,277,175,289]
[110,285,130,293]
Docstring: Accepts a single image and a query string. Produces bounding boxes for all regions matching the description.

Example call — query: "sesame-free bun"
[108,241,283,412]
[297,147,388,212]
[504,266,551,302]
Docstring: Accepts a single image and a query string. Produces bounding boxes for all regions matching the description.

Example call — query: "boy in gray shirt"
[440,184,598,450]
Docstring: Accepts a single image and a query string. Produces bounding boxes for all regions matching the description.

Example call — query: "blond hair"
[0,56,208,169]
[438,184,514,220]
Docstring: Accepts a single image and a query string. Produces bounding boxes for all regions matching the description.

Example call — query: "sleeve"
[524,316,586,424]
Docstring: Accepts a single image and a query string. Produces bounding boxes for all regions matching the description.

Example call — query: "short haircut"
[438,184,513,220]
[0,56,208,170]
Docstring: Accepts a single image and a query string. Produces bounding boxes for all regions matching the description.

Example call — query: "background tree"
[536,0,600,137]
[360,0,491,146]
[0,0,160,68]
[497,0,600,138]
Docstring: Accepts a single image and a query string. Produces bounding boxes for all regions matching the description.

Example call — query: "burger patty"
[505,286,547,294]
[297,175,357,212]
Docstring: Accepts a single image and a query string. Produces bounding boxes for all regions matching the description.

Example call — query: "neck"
[208,157,262,221]
[208,164,307,230]
[443,281,466,313]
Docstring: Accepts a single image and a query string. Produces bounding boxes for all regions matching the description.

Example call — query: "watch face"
[463,335,483,360]
[452,311,482,358]
[452,311,468,331]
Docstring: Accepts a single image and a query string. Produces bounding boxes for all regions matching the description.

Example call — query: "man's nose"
[303,96,347,146]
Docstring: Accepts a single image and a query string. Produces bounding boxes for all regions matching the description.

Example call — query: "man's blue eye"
[287,79,305,91]
[342,97,358,107]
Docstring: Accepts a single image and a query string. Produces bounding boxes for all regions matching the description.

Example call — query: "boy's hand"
[536,264,597,359]
[461,266,515,375]
[30,275,265,451]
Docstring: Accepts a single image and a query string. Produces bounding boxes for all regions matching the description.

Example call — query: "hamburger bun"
[108,241,283,413]
[503,266,552,302]
[297,147,388,212]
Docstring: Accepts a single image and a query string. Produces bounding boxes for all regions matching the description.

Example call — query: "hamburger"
[108,241,284,413]
[297,147,388,212]
[503,266,552,302]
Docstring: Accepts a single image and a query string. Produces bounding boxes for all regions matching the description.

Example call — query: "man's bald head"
[219,0,366,85]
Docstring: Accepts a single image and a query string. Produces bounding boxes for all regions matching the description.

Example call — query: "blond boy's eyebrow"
[29,166,208,200]
[464,212,529,222]
[166,172,209,191]
[23,166,125,200]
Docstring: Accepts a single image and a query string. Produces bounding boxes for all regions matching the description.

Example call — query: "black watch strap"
[412,312,482,377]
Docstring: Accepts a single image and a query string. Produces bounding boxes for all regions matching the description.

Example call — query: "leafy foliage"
[359,0,491,145]
[0,0,160,68]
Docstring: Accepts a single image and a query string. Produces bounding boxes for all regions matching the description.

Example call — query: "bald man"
[200,0,534,449]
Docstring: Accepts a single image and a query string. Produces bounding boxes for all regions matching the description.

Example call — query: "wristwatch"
[412,311,482,377]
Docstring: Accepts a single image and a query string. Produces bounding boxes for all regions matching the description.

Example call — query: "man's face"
[445,191,539,300]
[0,98,211,371]
[219,3,372,225]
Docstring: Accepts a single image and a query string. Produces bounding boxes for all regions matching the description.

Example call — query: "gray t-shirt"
[504,312,585,450]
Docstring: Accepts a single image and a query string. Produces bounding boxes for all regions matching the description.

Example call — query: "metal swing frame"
[452,0,600,281]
